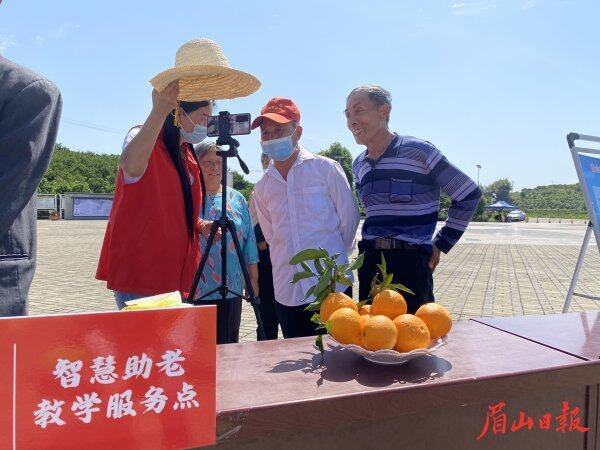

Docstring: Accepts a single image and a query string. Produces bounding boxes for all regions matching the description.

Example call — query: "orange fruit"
[320,292,357,323]
[415,303,452,339]
[371,289,407,320]
[355,315,369,348]
[361,315,398,351]
[393,314,431,352]
[358,314,369,328]
[327,308,362,345]
[358,304,371,316]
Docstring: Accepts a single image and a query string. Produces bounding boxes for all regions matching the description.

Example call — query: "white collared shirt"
[253,147,360,307]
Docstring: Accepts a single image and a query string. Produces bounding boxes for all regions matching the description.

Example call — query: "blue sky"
[2,0,598,188]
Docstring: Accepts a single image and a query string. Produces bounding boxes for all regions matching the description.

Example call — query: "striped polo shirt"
[353,133,482,254]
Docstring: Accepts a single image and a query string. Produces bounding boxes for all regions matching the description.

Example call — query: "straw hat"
[150,38,261,101]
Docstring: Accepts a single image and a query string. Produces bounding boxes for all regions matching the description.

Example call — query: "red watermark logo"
[476,401,589,441]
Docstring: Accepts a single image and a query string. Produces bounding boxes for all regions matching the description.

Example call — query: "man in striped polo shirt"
[346,85,482,312]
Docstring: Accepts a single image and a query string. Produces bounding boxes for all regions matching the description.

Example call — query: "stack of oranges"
[323,290,452,352]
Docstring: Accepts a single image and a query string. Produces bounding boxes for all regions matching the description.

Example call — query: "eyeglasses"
[201,160,221,168]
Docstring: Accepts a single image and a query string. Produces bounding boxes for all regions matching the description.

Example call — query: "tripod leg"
[217,299,227,344]
[225,219,266,340]
[186,221,220,303]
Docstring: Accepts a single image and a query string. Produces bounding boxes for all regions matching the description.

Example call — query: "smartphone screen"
[207,113,251,137]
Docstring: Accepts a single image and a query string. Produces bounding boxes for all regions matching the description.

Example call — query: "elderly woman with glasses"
[194,141,259,344]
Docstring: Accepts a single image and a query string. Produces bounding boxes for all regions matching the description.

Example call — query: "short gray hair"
[194,141,220,161]
[347,85,392,123]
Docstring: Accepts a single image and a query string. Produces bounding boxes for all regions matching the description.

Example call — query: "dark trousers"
[275,286,352,339]
[357,241,434,314]
[203,297,242,344]
[255,248,279,340]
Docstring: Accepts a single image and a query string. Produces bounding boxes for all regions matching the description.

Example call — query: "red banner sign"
[0,306,216,450]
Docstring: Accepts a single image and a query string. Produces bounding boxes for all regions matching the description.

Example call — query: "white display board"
[37,195,57,210]
[73,197,113,218]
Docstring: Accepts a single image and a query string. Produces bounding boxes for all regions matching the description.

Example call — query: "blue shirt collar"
[356,133,402,165]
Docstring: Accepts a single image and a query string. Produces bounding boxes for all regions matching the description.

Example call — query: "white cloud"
[34,35,46,46]
[521,0,540,10]
[449,1,498,16]
[0,35,16,53]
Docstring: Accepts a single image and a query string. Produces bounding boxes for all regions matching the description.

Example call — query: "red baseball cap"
[251,97,301,130]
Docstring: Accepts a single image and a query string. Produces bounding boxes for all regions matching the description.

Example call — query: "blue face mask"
[180,110,208,144]
[260,129,297,161]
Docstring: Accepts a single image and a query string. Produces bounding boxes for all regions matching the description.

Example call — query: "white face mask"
[180,110,208,144]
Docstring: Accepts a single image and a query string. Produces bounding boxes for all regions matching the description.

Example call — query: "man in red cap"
[251,98,360,338]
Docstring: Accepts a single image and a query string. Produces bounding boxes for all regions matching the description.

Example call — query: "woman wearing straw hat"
[96,38,260,309]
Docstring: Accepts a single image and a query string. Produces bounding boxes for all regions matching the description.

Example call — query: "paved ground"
[29,221,600,341]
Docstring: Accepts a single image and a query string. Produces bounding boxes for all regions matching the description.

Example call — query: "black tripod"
[185,111,265,341]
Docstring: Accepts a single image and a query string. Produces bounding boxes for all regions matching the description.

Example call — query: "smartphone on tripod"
[207,113,251,137]
[187,111,265,339]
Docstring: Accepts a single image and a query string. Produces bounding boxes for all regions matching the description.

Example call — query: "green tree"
[484,178,514,203]
[512,183,587,218]
[39,143,119,194]
[318,142,354,186]
[474,190,494,221]
[231,170,254,200]
[438,193,451,220]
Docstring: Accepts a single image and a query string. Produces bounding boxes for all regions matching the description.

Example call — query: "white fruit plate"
[327,335,448,365]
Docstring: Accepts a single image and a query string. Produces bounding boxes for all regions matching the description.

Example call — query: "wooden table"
[206,319,600,450]
[473,311,600,361]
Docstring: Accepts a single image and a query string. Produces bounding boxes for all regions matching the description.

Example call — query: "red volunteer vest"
[96,131,202,297]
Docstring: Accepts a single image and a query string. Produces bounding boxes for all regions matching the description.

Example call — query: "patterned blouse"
[196,187,259,300]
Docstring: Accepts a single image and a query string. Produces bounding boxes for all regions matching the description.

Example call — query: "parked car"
[507,209,526,222]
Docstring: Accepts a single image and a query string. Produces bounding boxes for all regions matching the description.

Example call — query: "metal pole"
[563,222,593,313]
